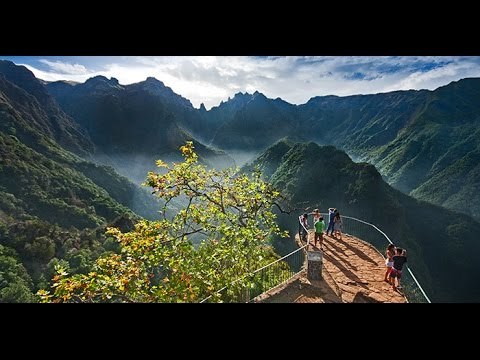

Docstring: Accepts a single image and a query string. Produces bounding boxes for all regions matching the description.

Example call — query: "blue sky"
[3,56,480,109]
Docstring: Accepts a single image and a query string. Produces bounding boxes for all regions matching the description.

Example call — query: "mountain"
[47,76,233,184]
[188,79,480,221]
[244,140,480,302]
[48,74,480,221]
[0,61,162,301]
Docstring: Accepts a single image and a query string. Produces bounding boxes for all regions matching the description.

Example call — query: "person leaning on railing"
[334,210,343,240]
[326,207,336,236]
[298,213,309,242]
[389,248,407,291]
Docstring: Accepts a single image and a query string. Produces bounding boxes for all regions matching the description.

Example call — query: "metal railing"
[322,213,431,303]
[200,243,307,303]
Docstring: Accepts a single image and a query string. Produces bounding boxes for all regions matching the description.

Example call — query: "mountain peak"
[0,59,53,105]
[233,91,252,99]
[0,60,40,87]
[0,60,33,76]
[252,90,267,101]
[144,76,165,86]
[84,76,122,90]
[49,80,79,86]
[86,75,109,83]
[131,77,193,109]
[305,94,340,105]
[216,91,269,110]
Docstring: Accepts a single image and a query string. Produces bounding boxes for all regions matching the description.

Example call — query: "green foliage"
[24,236,55,263]
[40,142,288,302]
[66,249,95,275]
[103,236,121,253]
[0,132,135,229]
[0,281,36,303]
[0,216,130,301]
[0,244,35,302]
[46,258,71,282]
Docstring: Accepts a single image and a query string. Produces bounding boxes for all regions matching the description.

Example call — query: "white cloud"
[19,56,480,110]
[38,59,89,75]
[392,60,480,91]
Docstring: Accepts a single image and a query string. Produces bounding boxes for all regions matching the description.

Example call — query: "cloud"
[391,59,480,91]
[38,59,89,75]
[15,56,480,109]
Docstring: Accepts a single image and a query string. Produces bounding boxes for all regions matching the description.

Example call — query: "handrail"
[200,243,307,303]
[251,243,307,273]
[323,213,431,303]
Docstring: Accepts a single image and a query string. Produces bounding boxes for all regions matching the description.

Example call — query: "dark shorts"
[389,268,402,279]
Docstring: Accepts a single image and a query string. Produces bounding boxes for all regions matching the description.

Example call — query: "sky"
[3,56,480,110]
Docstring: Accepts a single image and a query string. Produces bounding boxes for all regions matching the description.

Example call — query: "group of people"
[298,207,343,250]
[299,208,409,294]
[384,244,408,292]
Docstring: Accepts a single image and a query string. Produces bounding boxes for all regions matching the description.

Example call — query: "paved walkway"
[257,231,407,303]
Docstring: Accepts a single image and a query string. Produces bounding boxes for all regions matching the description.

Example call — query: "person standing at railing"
[334,210,343,240]
[384,244,396,282]
[299,213,309,242]
[389,248,407,291]
[326,207,336,236]
[314,215,325,249]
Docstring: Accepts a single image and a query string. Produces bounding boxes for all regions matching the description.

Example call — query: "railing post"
[307,250,323,280]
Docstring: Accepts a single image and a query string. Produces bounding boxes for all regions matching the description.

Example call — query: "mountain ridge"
[45,73,480,220]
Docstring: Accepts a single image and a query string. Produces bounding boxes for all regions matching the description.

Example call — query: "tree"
[0,245,35,303]
[39,142,288,303]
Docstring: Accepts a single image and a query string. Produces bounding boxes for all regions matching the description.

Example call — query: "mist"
[90,149,259,185]
[91,152,182,186]
[85,147,271,226]
[225,150,261,168]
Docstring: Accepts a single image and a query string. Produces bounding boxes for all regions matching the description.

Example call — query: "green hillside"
[245,140,480,302]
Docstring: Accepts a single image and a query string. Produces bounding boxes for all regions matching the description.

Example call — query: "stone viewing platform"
[256,231,407,303]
